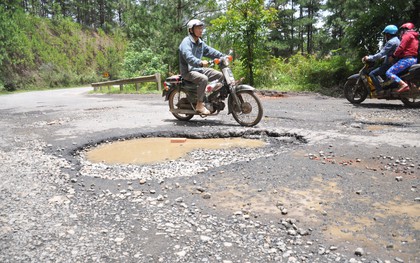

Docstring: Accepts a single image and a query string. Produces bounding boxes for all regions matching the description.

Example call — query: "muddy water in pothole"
[86,137,265,164]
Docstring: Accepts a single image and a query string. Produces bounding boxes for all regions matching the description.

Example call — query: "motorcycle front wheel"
[168,89,194,121]
[229,91,263,127]
[344,78,368,104]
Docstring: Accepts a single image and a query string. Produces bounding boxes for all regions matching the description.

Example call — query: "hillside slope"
[0,9,126,91]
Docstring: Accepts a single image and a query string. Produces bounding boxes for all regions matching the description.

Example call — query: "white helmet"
[187,19,204,35]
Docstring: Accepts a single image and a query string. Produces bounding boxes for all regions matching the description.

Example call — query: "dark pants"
[183,68,223,102]
[369,64,390,92]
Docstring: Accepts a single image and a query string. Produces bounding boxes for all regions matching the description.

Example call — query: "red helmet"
[400,22,415,30]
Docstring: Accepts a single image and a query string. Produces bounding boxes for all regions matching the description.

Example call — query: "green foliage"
[210,0,277,86]
[122,48,168,78]
[0,8,31,90]
[327,0,420,62]
[301,55,353,92]
[243,53,354,94]
[2,0,419,94]
[122,0,221,75]
[100,84,161,95]
[0,11,126,91]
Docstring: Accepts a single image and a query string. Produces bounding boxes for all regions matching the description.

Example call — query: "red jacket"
[393,30,419,58]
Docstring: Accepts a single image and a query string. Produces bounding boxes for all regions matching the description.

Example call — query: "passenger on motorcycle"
[179,19,225,115]
[386,22,419,93]
[363,25,400,97]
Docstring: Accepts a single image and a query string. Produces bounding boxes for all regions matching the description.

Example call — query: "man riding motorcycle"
[362,25,400,97]
[178,19,225,115]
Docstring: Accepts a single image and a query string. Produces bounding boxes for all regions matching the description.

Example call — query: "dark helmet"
[400,22,415,30]
[382,25,398,35]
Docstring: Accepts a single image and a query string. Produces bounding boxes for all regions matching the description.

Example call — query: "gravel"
[2,135,417,262]
[1,89,419,263]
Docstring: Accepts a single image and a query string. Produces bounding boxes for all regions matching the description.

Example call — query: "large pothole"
[76,129,306,180]
[86,137,266,165]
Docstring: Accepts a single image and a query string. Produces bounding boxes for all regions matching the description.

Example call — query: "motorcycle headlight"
[223,57,229,66]
[223,55,233,66]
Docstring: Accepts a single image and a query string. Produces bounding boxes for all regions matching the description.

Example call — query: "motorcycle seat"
[408,64,420,79]
[409,64,420,72]
[165,75,182,84]
[165,75,195,85]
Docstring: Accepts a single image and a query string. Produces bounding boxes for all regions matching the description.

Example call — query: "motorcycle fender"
[347,73,360,80]
[236,84,255,92]
[228,84,256,114]
[163,89,172,101]
[162,84,175,101]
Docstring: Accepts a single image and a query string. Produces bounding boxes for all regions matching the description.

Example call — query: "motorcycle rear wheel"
[229,91,263,127]
[344,78,368,104]
[400,82,420,108]
[168,89,194,121]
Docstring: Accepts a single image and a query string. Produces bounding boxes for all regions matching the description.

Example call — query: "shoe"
[376,91,385,98]
[196,102,210,115]
[396,85,409,93]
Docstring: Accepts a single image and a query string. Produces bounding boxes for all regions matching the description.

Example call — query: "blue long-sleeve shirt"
[179,35,224,76]
[367,36,400,65]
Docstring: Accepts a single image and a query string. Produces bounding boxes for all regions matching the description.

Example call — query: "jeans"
[183,68,223,102]
[386,57,417,84]
[369,64,390,92]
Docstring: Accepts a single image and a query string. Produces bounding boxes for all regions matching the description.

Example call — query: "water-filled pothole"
[77,130,306,180]
[86,137,266,165]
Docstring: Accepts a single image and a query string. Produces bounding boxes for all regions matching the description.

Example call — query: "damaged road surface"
[0,88,419,263]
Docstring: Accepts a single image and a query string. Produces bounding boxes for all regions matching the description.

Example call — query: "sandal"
[396,85,409,93]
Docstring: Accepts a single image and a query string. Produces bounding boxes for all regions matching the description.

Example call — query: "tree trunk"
[299,6,304,54]
[290,0,295,54]
[247,40,254,86]
[307,4,312,54]
[99,0,105,28]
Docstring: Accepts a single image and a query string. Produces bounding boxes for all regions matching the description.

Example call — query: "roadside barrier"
[91,73,161,91]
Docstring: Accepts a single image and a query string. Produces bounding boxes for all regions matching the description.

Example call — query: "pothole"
[86,137,266,165]
[76,129,306,180]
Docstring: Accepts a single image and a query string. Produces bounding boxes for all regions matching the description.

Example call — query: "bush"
[249,54,354,95]
[122,48,168,78]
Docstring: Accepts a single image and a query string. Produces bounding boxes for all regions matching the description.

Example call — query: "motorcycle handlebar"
[214,55,233,65]
[203,55,233,68]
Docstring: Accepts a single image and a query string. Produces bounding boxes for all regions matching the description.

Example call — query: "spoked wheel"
[168,89,194,121]
[400,81,420,108]
[344,78,368,104]
[229,91,263,127]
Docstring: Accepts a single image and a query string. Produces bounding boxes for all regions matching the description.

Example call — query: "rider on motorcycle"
[386,22,419,93]
[362,25,400,97]
[179,19,225,115]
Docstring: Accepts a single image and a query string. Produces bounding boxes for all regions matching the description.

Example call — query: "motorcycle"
[162,55,263,127]
[344,61,420,107]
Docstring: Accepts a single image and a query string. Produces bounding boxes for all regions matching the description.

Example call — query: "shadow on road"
[348,102,406,110]
[162,118,239,127]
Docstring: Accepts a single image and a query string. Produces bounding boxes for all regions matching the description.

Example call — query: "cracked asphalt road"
[0,87,419,262]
